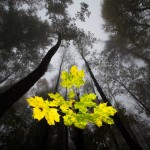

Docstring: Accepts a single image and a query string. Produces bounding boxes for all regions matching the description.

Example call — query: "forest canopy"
[0,0,150,150]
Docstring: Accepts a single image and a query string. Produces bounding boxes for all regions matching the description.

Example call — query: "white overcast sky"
[68,0,108,41]
[38,0,109,51]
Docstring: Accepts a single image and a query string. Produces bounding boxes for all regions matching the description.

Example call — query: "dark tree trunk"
[39,57,65,150]
[39,119,50,150]
[75,129,84,150]
[80,53,143,150]
[40,56,66,150]
[65,126,68,150]
[109,126,120,150]
[74,93,84,150]
[0,34,61,118]
[54,58,69,150]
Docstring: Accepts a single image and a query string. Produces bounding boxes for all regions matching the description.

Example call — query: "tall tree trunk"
[52,59,69,150]
[40,55,65,150]
[115,78,150,114]
[109,126,120,150]
[75,129,84,150]
[0,34,61,118]
[65,87,69,150]
[53,57,69,150]
[74,93,84,150]
[80,53,143,150]
[54,56,64,93]
[65,126,69,150]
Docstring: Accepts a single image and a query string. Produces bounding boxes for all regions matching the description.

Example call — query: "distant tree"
[0,2,54,90]
[102,0,150,63]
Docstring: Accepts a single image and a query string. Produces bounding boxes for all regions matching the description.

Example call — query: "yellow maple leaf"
[45,108,60,125]
[60,65,85,89]
[95,118,102,127]
[33,107,45,121]
[27,96,45,108]
[68,90,75,99]
[70,65,78,75]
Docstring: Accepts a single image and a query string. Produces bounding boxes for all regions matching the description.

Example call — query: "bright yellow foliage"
[45,108,60,125]
[27,96,45,108]
[27,96,60,125]
[68,90,75,99]
[48,93,64,107]
[33,107,45,121]
[60,65,85,89]
[94,103,117,126]
[27,65,117,129]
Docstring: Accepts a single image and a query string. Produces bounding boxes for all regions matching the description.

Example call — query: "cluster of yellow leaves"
[27,65,117,129]
[93,103,117,127]
[27,96,60,125]
[27,93,117,129]
[60,65,85,88]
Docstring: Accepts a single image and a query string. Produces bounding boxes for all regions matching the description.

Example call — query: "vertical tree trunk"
[80,53,143,150]
[39,119,50,150]
[65,126,69,150]
[74,93,84,150]
[115,77,150,114]
[65,87,69,150]
[54,56,64,93]
[53,56,69,150]
[0,34,61,118]
[109,126,120,150]
[75,129,84,150]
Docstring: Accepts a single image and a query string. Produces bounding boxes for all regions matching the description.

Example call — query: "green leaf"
[74,114,87,129]
[93,103,117,127]
[68,90,75,99]
[74,93,97,113]
[60,65,85,89]
[63,109,76,126]
[48,93,65,107]
[74,102,87,113]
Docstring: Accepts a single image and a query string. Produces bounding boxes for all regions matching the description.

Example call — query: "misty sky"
[68,0,108,41]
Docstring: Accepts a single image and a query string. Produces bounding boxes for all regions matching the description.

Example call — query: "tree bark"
[109,126,120,150]
[74,93,84,150]
[80,53,143,150]
[75,128,84,150]
[0,34,61,118]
